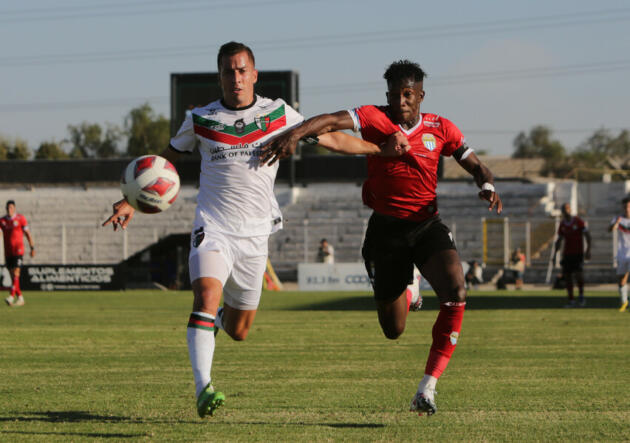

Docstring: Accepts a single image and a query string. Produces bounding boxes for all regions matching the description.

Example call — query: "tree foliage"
[513,126,630,179]
[0,136,30,160]
[512,125,569,176]
[66,122,121,159]
[125,103,170,156]
[35,141,69,160]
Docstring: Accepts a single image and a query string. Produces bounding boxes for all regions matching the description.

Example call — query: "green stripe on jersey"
[193,105,285,137]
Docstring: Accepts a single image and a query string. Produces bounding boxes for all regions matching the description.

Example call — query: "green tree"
[576,128,630,170]
[0,136,9,160]
[512,125,568,176]
[67,122,103,158]
[125,103,170,156]
[9,138,31,159]
[66,122,122,158]
[35,141,69,159]
[0,136,31,160]
[97,124,123,158]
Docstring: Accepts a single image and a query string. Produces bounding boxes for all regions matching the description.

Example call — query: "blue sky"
[1,0,629,156]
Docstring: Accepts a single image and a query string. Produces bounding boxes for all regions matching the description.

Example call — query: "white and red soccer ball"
[121,155,180,213]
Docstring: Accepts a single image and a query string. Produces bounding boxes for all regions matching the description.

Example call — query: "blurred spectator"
[464,260,483,289]
[317,238,335,264]
[508,248,526,289]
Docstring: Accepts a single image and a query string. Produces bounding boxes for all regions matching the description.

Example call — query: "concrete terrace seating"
[3,181,623,284]
[0,186,198,265]
[267,182,556,276]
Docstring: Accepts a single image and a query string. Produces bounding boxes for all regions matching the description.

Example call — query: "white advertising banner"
[298,263,371,291]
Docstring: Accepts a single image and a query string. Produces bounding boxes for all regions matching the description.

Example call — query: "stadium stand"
[0,187,197,265]
[0,167,625,284]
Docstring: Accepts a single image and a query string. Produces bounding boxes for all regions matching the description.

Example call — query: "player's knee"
[444,285,466,303]
[227,326,249,341]
[383,329,402,340]
[381,323,405,340]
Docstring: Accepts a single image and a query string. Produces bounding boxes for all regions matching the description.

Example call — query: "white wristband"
[481,183,495,192]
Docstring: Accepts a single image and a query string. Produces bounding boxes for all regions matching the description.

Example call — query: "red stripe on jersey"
[193,116,287,145]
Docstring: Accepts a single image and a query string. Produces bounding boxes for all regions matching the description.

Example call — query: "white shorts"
[617,257,630,276]
[189,227,269,310]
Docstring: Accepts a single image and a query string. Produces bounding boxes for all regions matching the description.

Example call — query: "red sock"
[14,277,21,296]
[10,275,17,296]
[424,302,466,378]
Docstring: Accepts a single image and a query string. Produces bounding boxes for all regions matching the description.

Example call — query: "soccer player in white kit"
[608,196,630,312]
[103,41,408,418]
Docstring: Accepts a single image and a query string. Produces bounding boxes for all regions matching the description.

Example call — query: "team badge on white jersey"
[255,114,271,132]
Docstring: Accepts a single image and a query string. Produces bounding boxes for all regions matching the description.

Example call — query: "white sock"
[417,374,438,393]
[215,307,225,331]
[187,312,216,398]
[620,285,628,304]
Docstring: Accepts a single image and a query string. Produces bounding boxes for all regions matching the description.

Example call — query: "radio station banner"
[298,263,372,291]
[21,265,124,291]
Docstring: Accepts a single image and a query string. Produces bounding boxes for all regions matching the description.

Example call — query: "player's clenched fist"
[381,131,410,156]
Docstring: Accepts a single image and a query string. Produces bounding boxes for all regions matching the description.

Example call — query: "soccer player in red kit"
[1,200,35,307]
[261,60,503,415]
[553,202,591,307]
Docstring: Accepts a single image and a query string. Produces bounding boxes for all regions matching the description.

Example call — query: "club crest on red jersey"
[422,134,437,151]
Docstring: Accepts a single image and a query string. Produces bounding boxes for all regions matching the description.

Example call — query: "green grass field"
[1,289,629,442]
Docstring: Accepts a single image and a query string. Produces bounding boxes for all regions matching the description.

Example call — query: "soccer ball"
[121,155,180,213]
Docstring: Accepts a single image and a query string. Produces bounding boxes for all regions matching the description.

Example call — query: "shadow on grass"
[289,295,620,311]
[230,421,385,428]
[0,430,145,439]
[0,411,132,423]
[0,410,201,426]
[324,423,385,428]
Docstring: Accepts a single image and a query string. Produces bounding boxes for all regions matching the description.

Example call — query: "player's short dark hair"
[6,200,15,208]
[217,41,255,70]
[623,196,630,204]
[383,60,426,86]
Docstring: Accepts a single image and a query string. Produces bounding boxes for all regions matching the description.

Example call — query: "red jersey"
[557,216,587,255]
[350,105,465,221]
[0,213,29,257]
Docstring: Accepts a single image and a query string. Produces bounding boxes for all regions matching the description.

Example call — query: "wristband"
[481,183,495,192]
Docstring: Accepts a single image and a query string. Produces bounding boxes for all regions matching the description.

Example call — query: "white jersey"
[170,95,303,237]
[613,216,630,260]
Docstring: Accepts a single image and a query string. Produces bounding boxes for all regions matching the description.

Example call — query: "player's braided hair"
[383,60,426,85]
[217,41,256,70]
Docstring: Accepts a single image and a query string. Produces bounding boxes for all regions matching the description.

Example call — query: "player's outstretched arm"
[317,131,410,156]
[457,151,503,214]
[102,146,181,231]
[260,111,355,165]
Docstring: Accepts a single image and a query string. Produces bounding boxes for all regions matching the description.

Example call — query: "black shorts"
[5,255,23,269]
[362,213,456,300]
[561,254,584,274]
